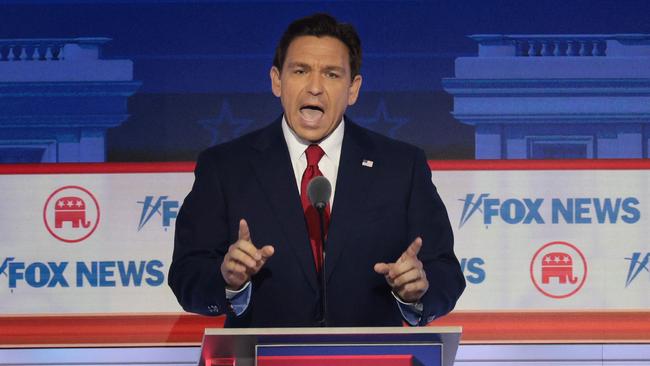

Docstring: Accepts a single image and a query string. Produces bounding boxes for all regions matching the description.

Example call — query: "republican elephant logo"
[43,186,100,243]
[54,196,91,229]
[530,241,587,299]
[541,252,578,284]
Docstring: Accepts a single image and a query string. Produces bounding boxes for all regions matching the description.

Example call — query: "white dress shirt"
[281,115,344,208]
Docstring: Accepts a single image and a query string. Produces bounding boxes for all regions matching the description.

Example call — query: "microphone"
[307,175,331,326]
[307,176,331,210]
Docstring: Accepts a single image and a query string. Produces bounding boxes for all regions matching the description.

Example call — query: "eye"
[293,69,306,75]
[326,72,340,79]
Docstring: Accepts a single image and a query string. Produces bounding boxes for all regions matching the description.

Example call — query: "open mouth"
[299,105,324,121]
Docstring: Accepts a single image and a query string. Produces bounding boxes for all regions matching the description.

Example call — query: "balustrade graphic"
[516,39,606,57]
[0,42,62,61]
[0,36,138,163]
[0,37,110,62]
[470,34,650,57]
[444,33,650,159]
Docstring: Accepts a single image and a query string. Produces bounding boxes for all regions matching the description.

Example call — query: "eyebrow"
[286,62,346,73]
[287,62,311,69]
[323,66,346,73]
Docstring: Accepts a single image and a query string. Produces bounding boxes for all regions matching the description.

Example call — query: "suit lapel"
[326,121,376,281]
[248,120,319,293]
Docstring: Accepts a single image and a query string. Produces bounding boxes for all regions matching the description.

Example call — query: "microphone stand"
[316,204,327,327]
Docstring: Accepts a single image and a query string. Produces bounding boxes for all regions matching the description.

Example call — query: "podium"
[198,327,462,366]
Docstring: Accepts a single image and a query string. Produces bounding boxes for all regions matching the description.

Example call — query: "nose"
[306,72,323,95]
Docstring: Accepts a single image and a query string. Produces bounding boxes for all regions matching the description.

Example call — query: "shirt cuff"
[225,281,251,316]
[392,291,424,326]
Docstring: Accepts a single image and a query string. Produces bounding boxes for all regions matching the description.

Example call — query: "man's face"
[271,35,362,142]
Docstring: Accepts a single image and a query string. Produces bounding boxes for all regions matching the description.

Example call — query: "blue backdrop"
[1,0,649,162]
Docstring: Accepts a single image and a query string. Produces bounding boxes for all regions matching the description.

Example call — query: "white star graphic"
[562,256,570,263]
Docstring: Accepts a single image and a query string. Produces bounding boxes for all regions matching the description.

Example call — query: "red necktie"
[301,144,330,273]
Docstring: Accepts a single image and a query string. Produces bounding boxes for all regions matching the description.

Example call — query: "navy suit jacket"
[169,118,465,327]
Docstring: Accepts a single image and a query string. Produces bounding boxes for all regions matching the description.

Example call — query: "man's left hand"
[374,237,429,303]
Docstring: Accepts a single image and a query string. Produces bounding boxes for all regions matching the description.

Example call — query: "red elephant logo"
[530,241,587,299]
[541,252,578,284]
[44,186,100,243]
[54,196,91,229]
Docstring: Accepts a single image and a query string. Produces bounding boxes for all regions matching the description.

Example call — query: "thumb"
[374,262,390,275]
[238,219,251,242]
[259,245,275,260]
[254,245,275,273]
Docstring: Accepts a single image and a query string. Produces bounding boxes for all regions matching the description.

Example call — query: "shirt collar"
[281,115,345,163]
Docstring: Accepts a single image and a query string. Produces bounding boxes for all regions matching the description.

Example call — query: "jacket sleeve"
[406,149,466,324]
[168,150,232,316]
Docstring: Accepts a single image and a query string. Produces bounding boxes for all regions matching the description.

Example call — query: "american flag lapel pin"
[361,159,374,168]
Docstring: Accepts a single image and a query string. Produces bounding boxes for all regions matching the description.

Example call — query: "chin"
[292,125,320,139]
[302,133,323,143]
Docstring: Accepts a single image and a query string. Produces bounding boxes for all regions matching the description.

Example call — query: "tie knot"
[305,144,325,167]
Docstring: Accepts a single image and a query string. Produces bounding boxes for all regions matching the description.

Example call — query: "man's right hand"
[220,219,275,290]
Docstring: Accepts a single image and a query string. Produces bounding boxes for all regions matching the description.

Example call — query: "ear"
[270,66,282,97]
[347,74,363,106]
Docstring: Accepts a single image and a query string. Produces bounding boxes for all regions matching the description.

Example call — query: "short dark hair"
[273,13,362,79]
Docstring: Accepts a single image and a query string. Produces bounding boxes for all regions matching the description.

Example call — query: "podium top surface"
[204,326,462,336]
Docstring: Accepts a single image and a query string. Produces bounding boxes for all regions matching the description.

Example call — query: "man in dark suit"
[169,13,465,327]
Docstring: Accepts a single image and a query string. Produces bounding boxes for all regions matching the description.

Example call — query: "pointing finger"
[401,237,422,261]
[238,219,251,242]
